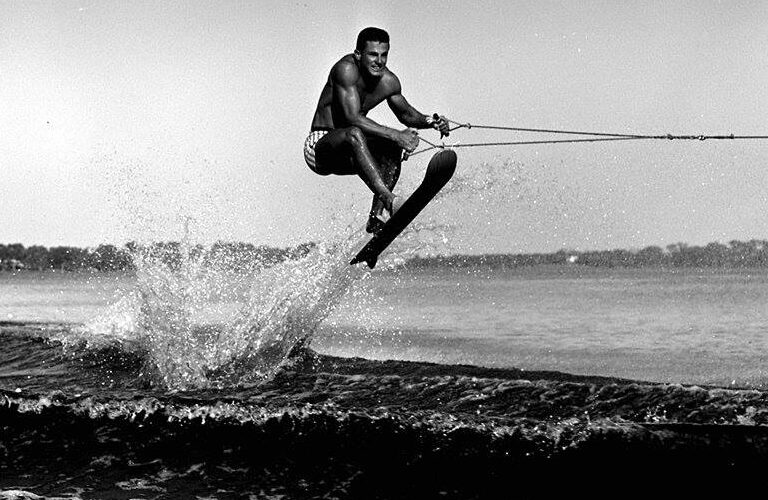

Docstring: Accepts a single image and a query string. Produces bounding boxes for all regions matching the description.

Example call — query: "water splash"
[73,230,370,391]
[422,155,600,253]
[203,233,369,387]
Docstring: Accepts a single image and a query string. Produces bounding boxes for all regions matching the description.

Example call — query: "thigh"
[313,129,358,176]
[365,136,402,162]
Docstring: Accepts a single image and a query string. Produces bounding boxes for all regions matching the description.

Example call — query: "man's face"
[356,41,389,78]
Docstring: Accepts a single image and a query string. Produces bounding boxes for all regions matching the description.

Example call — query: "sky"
[2,0,767,254]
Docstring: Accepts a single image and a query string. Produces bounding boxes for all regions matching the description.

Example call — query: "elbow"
[346,115,364,127]
[344,115,368,129]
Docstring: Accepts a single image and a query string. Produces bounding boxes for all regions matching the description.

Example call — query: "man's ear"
[353,49,361,61]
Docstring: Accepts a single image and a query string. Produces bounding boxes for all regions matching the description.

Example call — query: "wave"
[4,346,768,498]
[4,323,768,424]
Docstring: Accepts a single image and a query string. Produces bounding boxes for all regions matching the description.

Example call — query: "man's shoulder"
[379,70,401,91]
[330,55,359,82]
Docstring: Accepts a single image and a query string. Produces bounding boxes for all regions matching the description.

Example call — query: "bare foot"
[367,194,404,233]
[366,215,385,234]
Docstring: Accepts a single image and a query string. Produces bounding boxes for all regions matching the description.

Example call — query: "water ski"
[350,149,457,269]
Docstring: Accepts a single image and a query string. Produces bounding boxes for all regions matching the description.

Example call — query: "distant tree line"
[3,239,768,272]
[405,239,768,269]
[0,241,315,272]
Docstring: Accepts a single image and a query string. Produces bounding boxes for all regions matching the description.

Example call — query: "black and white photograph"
[2,1,768,498]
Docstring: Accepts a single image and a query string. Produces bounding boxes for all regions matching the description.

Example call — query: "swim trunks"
[303,130,330,173]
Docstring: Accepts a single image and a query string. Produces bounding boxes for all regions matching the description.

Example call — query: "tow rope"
[410,118,768,157]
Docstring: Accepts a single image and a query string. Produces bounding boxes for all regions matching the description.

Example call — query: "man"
[304,27,450,234]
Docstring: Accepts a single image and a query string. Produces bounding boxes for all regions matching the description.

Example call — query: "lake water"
[4,245,768,498]
[3,263,768,387]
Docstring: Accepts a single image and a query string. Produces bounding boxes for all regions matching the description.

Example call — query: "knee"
[344,127,366,147]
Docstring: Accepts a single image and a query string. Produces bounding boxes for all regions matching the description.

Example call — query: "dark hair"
[356,27,389,51]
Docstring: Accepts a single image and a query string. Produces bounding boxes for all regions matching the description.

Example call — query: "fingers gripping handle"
[433,113,449,139]
[403,114,449,162]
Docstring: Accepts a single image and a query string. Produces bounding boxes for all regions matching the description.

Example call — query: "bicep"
[334,82,362,120]
[332,65,363,121]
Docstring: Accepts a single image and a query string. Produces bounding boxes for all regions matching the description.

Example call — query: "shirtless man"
[304,27,450,234]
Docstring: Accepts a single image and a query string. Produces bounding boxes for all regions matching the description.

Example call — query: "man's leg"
[365,136,403,228]
[314,127,401,219]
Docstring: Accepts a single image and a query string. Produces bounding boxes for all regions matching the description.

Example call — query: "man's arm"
[387,83,430,128]
[387,78,450,136]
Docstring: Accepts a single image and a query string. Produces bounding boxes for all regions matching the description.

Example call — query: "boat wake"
[3,328,768,498]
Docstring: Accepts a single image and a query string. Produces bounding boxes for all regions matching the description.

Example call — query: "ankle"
[378,193,396,213]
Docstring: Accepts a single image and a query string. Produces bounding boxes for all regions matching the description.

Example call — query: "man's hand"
[432,114,450,138]
[396,128,420,153]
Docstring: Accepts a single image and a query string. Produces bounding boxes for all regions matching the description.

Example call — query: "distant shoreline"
[404,240,768,270]
[1,239,766,271]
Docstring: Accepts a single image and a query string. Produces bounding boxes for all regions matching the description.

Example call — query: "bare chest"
[356,82,389,114]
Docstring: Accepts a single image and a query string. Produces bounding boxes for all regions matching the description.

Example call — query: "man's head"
[356,27,389,51]
[354,27,390,78]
